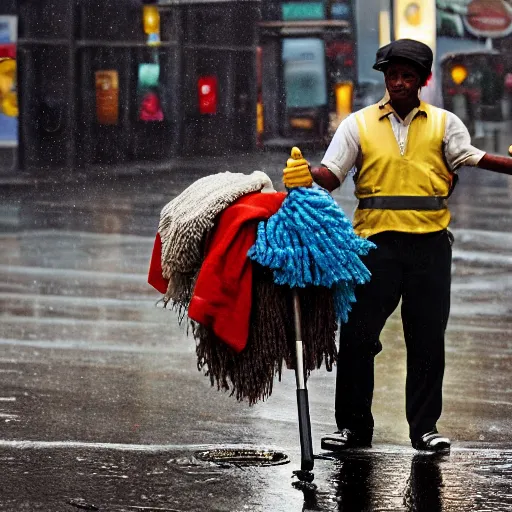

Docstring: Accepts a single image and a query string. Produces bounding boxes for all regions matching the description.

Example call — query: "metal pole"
[390,0,395,42]
[67,0,77,173]
[293,291,306,389]
[292,289,314,471]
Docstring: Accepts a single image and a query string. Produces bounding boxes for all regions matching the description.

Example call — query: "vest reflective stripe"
[353,102,452,239]
[358,195,448,210]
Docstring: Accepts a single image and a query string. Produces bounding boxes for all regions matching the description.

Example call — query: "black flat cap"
[373,39,433,78]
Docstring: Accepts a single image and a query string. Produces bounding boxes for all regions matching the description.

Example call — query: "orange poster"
[95,70,119,125]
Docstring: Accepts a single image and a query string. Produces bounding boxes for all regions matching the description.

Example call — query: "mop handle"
[292,290,306,390]
[285,146,310,391]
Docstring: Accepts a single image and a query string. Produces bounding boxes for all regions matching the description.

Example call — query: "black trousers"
[335,230,452,441]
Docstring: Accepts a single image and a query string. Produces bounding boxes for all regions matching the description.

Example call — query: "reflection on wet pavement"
[0,155,512,510]
[0,445,511,511]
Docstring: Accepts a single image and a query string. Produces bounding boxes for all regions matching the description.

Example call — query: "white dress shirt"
[321,102,486,186]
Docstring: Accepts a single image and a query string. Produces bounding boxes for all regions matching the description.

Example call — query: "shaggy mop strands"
[194,263,337,404]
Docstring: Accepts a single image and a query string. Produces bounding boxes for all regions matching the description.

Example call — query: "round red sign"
[464,0,512,38]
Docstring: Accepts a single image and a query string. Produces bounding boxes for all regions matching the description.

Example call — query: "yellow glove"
[282,146,313,188]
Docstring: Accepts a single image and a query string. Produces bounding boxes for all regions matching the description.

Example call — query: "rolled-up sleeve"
[321,114,360,185]
[444,111,485,170]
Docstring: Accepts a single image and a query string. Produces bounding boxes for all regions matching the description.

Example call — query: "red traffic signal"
[198,76,218,115]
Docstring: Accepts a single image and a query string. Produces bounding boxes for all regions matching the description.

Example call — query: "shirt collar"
[377,90,428,123]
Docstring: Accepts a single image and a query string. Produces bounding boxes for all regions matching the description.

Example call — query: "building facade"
[258,0,356,146]
[17,0,260,172]
[16,0,512,172]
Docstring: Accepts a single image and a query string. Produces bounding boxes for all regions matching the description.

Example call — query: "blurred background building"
[3,0,512,174]
[0,0,17,173]
[16,0,261,173]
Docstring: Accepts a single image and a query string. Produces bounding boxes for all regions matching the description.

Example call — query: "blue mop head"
[247,148,375,323]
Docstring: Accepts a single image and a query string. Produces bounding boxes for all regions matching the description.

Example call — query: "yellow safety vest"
[353,102,453,239]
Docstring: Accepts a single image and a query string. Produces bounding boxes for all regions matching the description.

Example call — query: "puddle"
[194,448,290,467]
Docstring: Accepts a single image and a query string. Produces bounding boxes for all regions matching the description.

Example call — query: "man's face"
[384,61,422,103]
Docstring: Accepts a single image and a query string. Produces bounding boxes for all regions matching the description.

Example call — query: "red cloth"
[148,232,169,294]
[188,192,286,352]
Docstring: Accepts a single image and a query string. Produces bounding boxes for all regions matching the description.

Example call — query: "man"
[313,39,512,452]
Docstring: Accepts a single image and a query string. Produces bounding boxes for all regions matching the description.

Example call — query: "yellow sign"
[290,117,314,130]
[394,0,436,55]
[404,2,421,26]
[0,58,17,117]
[95,70,119,125]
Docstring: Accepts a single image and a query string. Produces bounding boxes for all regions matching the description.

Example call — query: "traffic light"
[443,52,505,105]
[198,76,218,115]
[442,58,480,102]
[142,3,160,46]
[137,63,164,122]
[450,64,467,86]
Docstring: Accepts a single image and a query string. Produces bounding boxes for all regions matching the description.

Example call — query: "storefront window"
[282,38,327,108]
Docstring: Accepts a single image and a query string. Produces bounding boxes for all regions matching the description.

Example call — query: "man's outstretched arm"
[310,166,341,192]
[477,153,512,176]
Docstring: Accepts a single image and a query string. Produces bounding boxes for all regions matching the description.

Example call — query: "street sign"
[464,0,512,38]
[95,70,119,125]
[282,2,324,20]
[394,0,436,54]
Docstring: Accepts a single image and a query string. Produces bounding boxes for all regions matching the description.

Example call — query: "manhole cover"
[195,448,289,467]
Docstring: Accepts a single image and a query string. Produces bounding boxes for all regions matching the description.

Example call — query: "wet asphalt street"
[1,149,512,511]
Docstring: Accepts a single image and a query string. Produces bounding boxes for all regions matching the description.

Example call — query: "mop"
[248,147,375,479]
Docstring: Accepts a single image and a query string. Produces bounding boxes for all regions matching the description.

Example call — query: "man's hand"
[282,147,313,188]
